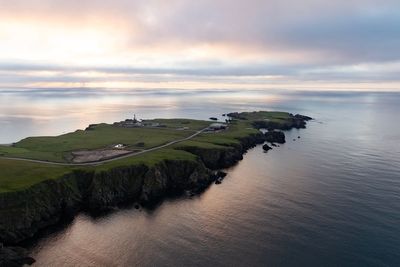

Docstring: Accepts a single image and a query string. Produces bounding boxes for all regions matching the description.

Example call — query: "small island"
[0,111,311,266]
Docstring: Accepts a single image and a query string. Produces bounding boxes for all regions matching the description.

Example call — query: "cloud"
[0,0,400,89]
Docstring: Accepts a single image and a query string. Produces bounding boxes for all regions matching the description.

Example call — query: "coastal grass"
[0,146,70,162]
[145,119,211,130]
[190,121,259,146]
[237,111,291,121]
[0,159,74,193]
[231,111,293,127]
[92,148,198,172]
[173,140,227,149]
[0,122,203,163]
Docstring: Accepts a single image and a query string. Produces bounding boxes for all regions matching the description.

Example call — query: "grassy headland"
[0,110,312,261]
[0,111,310,193]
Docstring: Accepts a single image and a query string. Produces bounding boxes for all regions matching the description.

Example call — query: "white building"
[208,123,228,131]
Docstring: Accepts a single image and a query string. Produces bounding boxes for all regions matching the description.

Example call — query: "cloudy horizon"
[1,0,400,91]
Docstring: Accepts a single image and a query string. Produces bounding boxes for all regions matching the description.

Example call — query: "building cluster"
[113,114,228,132]
[113,119,143,128]
[113,115,165,128]
[207,123,228,131]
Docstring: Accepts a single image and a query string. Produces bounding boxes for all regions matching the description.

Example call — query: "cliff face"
[0,172,87,244]
[140,160,212,202]
[178,133,265,170]
[87,165,148,209]
[0,160,213,246]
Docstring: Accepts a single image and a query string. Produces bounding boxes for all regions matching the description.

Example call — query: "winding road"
[0,128,209,166]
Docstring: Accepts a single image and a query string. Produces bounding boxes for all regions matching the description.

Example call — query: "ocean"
[1,88,399,266]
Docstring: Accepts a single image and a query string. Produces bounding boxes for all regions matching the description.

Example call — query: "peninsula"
[0,111,311,266]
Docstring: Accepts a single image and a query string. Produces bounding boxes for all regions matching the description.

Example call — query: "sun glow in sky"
[1,0,400,91]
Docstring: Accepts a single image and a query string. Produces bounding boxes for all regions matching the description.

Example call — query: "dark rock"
[211,170,227,184]
[294,114,312,121]
[263,144,272,151]
[216,171,227,178]
[271,143,277,147]
[226,112,247,120]
[209,117,218,121]
[265,131,286,144]
[184,190,196,197]
[0,244,35,266]
[298,136,300,139]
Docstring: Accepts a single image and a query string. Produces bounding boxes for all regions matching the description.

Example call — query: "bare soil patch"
[71,149,132,163]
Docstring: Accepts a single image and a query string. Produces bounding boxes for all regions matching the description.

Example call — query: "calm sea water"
[1,89,400,266]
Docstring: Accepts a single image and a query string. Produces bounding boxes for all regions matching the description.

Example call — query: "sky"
[1,0,400,91]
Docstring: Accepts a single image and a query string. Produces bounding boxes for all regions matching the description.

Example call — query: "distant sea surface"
[1,88,399,266]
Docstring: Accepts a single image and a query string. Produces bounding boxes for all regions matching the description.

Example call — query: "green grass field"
[0,159,74,193]
[0,119,210,163]
[0,112,293,193]
[144,118,210,130]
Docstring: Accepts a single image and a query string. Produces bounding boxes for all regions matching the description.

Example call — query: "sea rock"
[216,171,227,178]
[263,144,272,151]
[265,131,286,144]
[213,171,227,184]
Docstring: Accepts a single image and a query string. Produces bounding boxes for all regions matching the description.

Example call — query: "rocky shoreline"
[0,113,311,266]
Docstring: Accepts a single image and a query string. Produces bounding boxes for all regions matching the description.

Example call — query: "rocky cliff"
[0,160,214,246]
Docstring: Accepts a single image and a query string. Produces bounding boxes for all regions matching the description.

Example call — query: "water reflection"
[16,89,400,266]
[0,88,289,143]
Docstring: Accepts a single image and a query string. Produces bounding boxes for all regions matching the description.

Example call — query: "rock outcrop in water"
[262,144,272,151]
[265,130,286,144]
